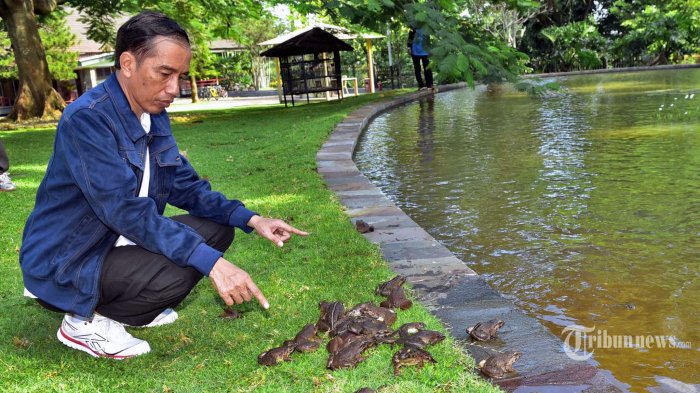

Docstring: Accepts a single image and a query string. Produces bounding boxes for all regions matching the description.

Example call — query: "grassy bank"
[0,94,500,392]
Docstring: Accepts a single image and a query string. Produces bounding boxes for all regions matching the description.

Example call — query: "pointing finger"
[247,280,269,309]
[278,222,309,236]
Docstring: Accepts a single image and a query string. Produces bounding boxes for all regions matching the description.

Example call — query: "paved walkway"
[167,95,282,112]
[317,84,625,392]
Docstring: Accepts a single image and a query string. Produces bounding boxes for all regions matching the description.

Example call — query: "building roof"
[75,53,114,69]
[64,7,243,59]
[65,8,129,56]
[260,27,353,57]
[209,38,245,53]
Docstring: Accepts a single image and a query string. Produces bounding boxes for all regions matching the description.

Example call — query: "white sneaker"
[127,308,178,328]
[57,314,151,359]
[0,172,16,192]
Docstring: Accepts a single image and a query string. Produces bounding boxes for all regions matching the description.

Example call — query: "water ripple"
[355,69,700,391]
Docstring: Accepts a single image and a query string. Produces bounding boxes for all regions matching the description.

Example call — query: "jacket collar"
[103,73,172,141]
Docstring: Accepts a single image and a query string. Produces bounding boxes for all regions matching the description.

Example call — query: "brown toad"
[219,307,242,320]
[399,330,445,349]
[478,351,521,379]
[392,346,436,375]
[380,287,412,310]
[355,220,375,233]
[346,302,397,326]
[293,323,321,353]
[467,319,505,341]
[376,275,406,296]
[326,335,375,370]
[316,301,345,332]
[396,322,427,339]
[258,340,296,366]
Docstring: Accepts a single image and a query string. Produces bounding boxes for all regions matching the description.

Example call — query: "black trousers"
[0,141,9,173]
[412,55,433,88]
[38,215,234,326]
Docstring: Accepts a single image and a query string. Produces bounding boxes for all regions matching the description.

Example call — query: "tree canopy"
[0,0,266,119]
[277,0,533,84]
[1,0,700,120]
[518,0,700,72]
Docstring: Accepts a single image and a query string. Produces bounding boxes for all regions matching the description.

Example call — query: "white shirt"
[115,112,151,247]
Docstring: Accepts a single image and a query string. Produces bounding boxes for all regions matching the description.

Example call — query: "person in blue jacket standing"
[19,11,307,359]
[407,27,434,90]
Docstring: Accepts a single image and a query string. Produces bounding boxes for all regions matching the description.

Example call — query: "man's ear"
[119,52,136,77]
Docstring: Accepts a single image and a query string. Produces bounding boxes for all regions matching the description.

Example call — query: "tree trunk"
[0,0,65,121]
[252,58,260,91]
[190,74,199,103]
[649,51,668,66]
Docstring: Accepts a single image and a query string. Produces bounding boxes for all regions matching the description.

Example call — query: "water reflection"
[356,69,700,392]
[417,97,435,163]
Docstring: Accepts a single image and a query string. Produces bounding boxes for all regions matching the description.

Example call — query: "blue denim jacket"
[20,74,256,317]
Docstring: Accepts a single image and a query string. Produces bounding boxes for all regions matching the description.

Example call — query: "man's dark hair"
[114,11,190,69]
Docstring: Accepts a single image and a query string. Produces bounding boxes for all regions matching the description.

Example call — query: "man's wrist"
[209,257,227,277]
[247,214,261,229]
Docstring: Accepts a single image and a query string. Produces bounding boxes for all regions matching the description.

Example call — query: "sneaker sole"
[57,326,150,359]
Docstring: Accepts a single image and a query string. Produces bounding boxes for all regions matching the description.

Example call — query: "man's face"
[120,37,191,115]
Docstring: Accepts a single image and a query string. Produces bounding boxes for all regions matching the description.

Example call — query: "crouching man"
[20,11,307,359]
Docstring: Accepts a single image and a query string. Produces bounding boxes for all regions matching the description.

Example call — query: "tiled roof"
[65,7,129,56]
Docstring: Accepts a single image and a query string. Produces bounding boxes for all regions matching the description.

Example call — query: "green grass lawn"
[0,94,500,393]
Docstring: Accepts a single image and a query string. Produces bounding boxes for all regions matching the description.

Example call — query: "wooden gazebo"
[260,27,353,107]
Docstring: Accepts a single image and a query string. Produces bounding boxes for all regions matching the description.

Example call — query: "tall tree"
[610,0,700,65]
[518,0,598,72]
[1,8,78,94]
[237,13,284,90]
[0,0,264,120]
[517,0,700,70]
[39,8,78,81]
[540,18,605,71]
[465,0,542,49]
[0,0,66,121]
[0,10,78,108]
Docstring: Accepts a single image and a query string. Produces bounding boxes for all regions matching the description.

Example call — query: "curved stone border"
[317,85,625,392]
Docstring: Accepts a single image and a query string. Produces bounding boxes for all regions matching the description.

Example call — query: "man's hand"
[209,258,269,309]
[247,215,309,247]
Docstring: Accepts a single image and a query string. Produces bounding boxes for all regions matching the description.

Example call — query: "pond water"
[355,68,700,392]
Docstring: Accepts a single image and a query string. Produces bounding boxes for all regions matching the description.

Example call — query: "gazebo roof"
[258,22,384,47]
[260,27,354,57]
